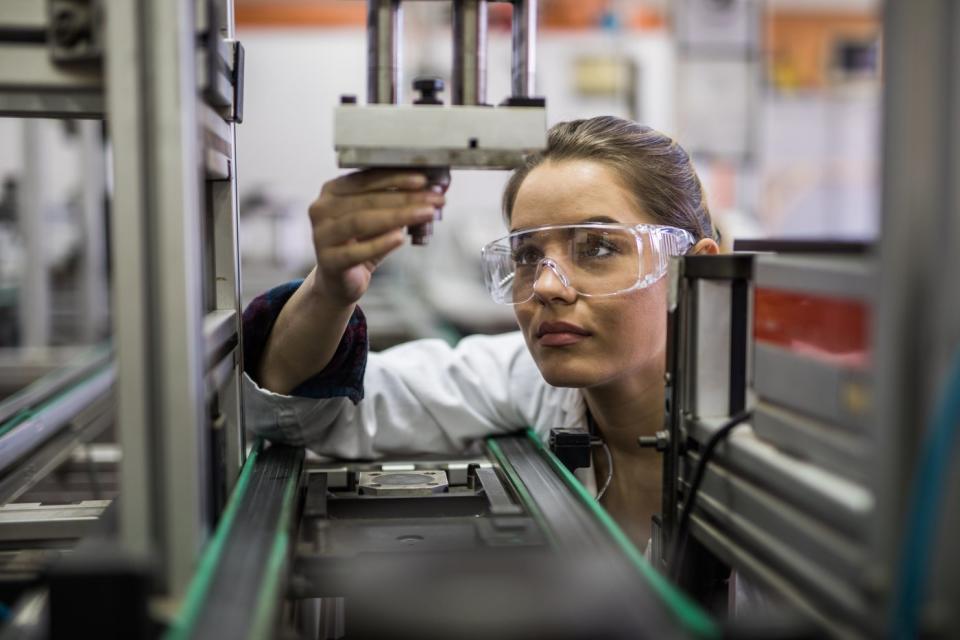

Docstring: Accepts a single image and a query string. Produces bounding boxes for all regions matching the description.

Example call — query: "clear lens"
[481,223,694,305]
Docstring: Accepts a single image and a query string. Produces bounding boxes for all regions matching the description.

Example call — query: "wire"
[668,410,753,581]
[891,348,960,639]
[592,438,613,501]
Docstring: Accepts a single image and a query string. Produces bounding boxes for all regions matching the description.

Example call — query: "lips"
[536,321,591,347]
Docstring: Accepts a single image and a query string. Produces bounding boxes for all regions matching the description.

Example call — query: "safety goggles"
[480,222,695,305]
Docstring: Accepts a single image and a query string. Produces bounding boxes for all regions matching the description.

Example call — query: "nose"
[532,259,577,304]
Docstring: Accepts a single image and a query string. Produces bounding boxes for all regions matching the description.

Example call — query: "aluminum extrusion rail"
[166,440,304,640]
[0,347,112,426]
[0,363,115,505]
[487,431,720,639]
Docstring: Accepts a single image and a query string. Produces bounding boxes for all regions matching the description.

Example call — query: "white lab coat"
[243,330,600,494]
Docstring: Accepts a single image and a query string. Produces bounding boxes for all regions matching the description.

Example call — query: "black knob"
[413,77,444,105]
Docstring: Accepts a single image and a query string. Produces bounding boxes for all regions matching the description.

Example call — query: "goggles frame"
[480,222,696,305]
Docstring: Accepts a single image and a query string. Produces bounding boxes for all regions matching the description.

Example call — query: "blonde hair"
[502,116,716,241]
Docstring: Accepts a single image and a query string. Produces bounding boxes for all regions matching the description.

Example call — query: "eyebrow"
[509,215,622,233]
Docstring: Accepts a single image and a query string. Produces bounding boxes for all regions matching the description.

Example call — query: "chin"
[534,357,599,388]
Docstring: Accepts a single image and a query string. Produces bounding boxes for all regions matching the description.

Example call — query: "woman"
[243,116,719,547]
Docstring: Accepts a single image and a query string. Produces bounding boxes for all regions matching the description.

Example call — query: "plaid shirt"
[242,279,367,403]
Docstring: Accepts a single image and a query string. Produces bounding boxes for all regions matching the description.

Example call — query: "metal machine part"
[164,434,718,639]
[656,247,960,638]
[0,0,249,606]
[357,469,449,496]
[334,0,547,245]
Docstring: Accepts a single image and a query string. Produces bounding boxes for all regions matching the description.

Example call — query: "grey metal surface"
[358,470,448,496]
[18,121,48,348]
[692,279,732,418]
[687,418,873,539]
[689,456,867,591]
[0,347,111,425]
[0,500,109,542]
[753,343,871,433]
[753,254,875,301]
[687,515,863,640]
[752,401,868,482]
[106,0,209,595]
[77,122,109,343]
[0,45,101,89]
[493,437,610,549]
[452,0,487,106]
[0,366,114,474]
[366,0,400,104]
[873,1,960,634]
[206,0,246,487]
[510,0,536,97]
[203,309,237,367]
[0,1,47,27]
[475,467,522,515]
[0,92,103,118]
[0,392,113,506]
[335,103,545,152]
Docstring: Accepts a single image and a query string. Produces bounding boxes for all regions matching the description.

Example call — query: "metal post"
[18,120,49,348]
[873,0,960,631]
[77,121,108,344]
[367,0,401,104]
[510,0,536,98]
[452,0,487,105]
[106,0,208,596]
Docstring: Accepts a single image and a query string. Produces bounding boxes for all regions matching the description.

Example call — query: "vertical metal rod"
[452,0,487,105]
[19,120,49,348]
[511,0,537,97]
[367,0,401,104]
[78,121,108,344]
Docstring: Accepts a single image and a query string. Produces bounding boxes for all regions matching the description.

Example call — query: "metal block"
[754,343,872,433]
[443,462,471,485]
[334,104,546,169]
[358,470,448,496]
[48,0,104,65]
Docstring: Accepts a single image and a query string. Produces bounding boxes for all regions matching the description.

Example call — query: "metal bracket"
[230,39,244,123]
[48,0,103,66]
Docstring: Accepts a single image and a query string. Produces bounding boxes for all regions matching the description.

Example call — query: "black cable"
[668,410,752,581]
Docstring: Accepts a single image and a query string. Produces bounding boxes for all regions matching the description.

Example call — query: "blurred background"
[0,0,883,354]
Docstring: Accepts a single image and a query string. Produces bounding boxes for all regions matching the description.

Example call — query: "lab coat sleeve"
[243,330,559,459]
[242,279,367,403]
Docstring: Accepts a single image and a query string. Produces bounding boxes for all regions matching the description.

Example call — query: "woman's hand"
[309,169,445,306]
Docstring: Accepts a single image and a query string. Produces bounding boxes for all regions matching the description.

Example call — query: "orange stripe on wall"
[236,0,663,31]
[237,3,365,28]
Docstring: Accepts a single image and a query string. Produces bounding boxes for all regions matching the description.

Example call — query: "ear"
[691,238,720,255]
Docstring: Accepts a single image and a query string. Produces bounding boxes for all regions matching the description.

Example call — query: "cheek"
[593,284,668,359]
[513,303,534,333]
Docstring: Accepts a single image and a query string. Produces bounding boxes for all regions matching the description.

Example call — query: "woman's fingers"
[323,188,445,217]
[314,204,437,248]
[317,229,407,272]
[325,169,427,196]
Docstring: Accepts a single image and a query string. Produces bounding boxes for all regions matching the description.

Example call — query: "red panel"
[754,287,871,368]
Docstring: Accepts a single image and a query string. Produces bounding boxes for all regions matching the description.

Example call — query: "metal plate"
[358,470,448,497]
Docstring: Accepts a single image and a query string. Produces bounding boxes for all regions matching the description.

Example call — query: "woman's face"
[510,159,669,388]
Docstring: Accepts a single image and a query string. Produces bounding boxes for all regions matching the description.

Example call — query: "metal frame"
[663,3,960,633]
[103,0,247,596]
[0,0,248,601]
[873,0,960,635]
